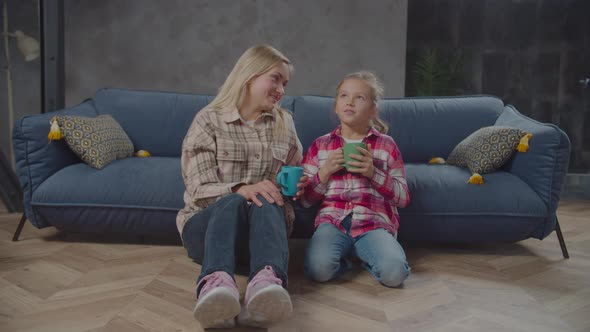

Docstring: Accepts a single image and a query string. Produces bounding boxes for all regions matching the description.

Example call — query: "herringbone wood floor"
[0,200,589,332]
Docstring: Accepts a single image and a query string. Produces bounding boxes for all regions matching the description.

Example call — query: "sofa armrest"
[495,105,570,237]
[12,100,97,228]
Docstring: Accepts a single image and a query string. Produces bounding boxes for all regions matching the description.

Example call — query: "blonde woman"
[177,45,304,328]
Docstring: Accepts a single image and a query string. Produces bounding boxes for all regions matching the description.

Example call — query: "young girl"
[178,45,303,329]
[299,71,411,287]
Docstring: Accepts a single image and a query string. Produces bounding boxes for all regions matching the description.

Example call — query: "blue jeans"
[182,193,289,292]
[305,215,410,287]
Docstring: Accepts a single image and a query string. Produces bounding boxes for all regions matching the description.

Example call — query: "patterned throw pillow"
[446,126,530,175]
[56,115,134,169]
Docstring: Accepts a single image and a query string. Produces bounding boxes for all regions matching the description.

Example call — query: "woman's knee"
[250,196,285,230]
[207,194,248,229]
[220,193,248,208]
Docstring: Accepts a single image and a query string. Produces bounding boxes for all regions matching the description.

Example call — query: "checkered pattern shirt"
[176,106,303,235]
[301,126,410,238]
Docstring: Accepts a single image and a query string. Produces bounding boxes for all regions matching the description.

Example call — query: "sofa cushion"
[31,157,184,234]
[446,126,530,175]
[55,114,134,169]
[403,163,547,217]
[397,163,549,243]
[33,156,184,209]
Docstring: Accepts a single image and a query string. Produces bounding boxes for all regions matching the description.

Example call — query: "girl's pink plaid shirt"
[300,126,410,238]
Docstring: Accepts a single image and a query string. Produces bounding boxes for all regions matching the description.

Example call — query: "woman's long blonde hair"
[206,45,294,138]
[335,71,389,134]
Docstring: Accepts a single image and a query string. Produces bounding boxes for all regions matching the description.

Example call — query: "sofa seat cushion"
[31,157,184,235]
[399,163,549,243]
[404,163,547,216]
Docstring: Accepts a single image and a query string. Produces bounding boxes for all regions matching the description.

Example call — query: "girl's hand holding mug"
[318,149,345,183]
[293,175,309,201]
[346,144,374,178]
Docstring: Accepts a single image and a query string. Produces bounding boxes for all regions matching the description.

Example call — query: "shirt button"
[255,153,260,159]
[223,151,228,156]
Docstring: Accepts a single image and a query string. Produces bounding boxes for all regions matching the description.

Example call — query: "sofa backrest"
[92,88,504,161]
[293,95,505,163]
[94,88,213,157]
[93,88,296,157]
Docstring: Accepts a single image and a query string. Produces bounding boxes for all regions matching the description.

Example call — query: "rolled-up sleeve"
[301,140,328,207]
[369,142,410,208]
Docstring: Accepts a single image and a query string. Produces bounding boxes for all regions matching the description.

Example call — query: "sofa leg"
[12,213,27,241]
[555,218,569,259]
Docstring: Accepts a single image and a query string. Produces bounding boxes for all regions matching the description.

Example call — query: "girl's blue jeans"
[304,214,410,287]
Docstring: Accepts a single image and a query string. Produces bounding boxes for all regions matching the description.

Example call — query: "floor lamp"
[2,1,40,170]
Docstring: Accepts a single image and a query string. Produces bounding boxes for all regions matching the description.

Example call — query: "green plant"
[412,48,464,96]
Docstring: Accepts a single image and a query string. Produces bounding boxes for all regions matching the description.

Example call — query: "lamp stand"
[2,2,15,170]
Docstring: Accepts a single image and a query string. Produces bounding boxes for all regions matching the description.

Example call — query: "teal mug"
[277,166,304,196]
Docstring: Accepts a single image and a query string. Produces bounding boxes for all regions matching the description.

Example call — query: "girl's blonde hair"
[335,71,389,134]
[207,44,294,138]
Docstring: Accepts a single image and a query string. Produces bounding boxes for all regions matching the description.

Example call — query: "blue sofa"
[12,88,571,252]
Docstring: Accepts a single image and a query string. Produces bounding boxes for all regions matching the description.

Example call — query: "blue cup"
[277,166,304,196]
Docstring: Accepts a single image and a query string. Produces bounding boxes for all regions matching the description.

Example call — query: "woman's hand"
[293,175,309,201]
[347,144,374,178]
[235,180,284,207]
[318,149,345,183]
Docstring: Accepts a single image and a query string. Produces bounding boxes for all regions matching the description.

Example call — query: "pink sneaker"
[237,266,293,327]
[192,271,241,329]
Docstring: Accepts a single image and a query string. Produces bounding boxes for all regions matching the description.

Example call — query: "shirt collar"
[330,125,382,139]
[220,106,276,123]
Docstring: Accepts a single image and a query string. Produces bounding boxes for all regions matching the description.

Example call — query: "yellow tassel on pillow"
[429,157,446,164]
[468,173,484,185]
[47,117,63,141]
[517,133,532,153]
[134,150,151,157]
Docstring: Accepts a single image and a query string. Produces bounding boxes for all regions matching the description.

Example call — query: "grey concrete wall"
[64,0,408,105]
[0,0,408,169]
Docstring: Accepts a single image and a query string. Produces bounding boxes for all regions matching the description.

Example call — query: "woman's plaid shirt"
[177,106,302,235]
